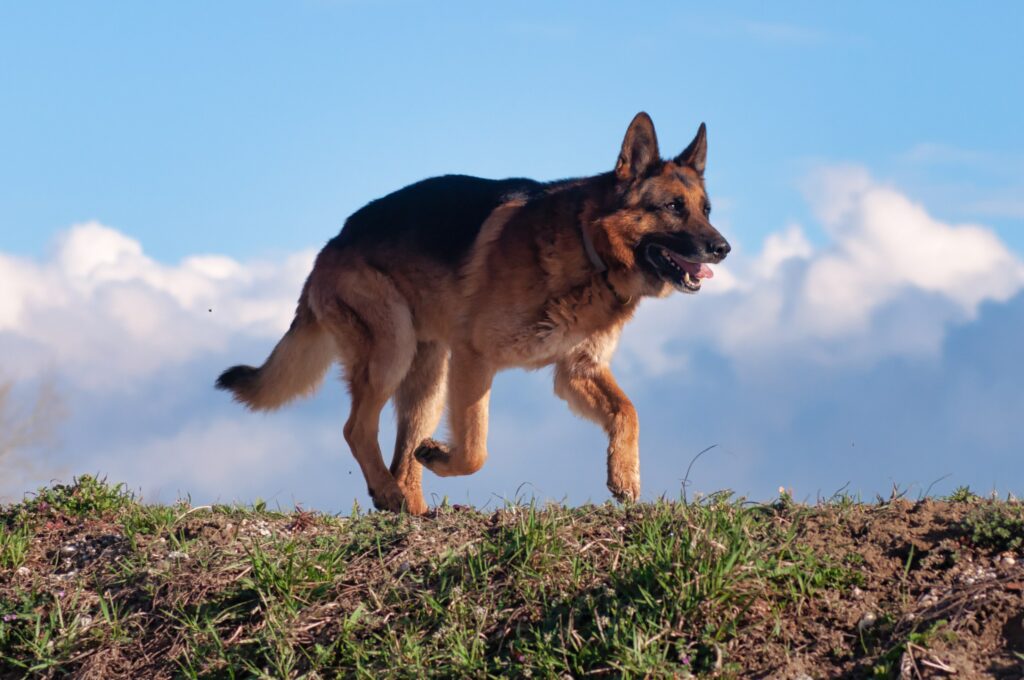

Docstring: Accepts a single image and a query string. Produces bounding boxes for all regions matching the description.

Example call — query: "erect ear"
[615,112,660,183]
[675,122,707,176]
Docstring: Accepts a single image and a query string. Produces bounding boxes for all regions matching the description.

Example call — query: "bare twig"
[681,444,718,504]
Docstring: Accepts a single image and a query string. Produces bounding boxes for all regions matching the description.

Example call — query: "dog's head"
[598,112,730,296]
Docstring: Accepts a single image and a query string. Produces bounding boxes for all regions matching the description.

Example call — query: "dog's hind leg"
[553,356,640,502]
[390,341,449,514]
[415,347,494,477]
[343,365,409,512]
[315,265,418,513]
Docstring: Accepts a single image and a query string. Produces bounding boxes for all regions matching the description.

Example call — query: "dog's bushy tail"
[216,286,335,411]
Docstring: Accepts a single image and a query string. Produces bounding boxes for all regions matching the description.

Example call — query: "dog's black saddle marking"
[327,174,543,267]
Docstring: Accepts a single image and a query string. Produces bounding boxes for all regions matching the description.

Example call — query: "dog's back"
[327,174,542,268]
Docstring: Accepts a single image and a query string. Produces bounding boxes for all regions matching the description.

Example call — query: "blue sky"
[2,2,1023,509]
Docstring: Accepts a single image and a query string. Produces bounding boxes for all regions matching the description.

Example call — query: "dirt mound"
[2,477,1023,678]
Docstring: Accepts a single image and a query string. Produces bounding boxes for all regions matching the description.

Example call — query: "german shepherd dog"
[217,113,730,514]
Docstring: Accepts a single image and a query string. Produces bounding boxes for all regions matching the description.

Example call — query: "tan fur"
[218,112,729,513]
[223,287,337,410]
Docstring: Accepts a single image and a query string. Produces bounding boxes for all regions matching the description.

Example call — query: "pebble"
[167,551,189,561]
[15,566,30,577]
[857,612,877,632]
[959,564,997,585]
[918,589,939,607]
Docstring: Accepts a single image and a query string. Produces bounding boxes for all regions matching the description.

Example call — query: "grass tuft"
[962,502,1024,553]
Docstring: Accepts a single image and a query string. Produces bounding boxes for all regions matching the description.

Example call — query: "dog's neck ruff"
[580,223,633,306]
[580,224,607,273]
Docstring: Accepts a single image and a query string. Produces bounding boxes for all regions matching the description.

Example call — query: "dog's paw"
[414,438,451,471]
[401,490,429,516]
[368,483,409,514]
[607,468,641,503]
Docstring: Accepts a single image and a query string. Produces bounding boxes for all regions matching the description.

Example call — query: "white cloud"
[620,167,1024,371]
[752,223,813,279]
[89,417,336,504]
[0,221,314,390]
[799,165,1023,334]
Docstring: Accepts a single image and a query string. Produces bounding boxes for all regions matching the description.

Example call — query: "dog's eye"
[666,199,686,214]
[703,201,711,217]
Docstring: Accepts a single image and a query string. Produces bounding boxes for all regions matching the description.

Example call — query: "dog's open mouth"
[644,243,714,293]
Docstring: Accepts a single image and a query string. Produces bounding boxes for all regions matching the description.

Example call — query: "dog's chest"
[501,284,627,367]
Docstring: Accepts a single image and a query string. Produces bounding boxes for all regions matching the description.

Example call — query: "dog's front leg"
[415,347,495,477]
[554,357,640,502]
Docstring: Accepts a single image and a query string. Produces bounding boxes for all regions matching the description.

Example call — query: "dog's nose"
[708,238,731,260]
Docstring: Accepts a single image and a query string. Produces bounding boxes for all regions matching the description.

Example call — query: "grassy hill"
[2,476,1023,678]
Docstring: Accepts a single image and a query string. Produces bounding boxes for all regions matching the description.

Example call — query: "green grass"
[1,476,1020,678]
[17,474,135,520]
[870,620,956,679]
[0,525,32,570]
[947,485,979,503]
[962,502,1024,553]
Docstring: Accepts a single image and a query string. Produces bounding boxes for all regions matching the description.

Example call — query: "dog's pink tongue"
[668,251,715,280]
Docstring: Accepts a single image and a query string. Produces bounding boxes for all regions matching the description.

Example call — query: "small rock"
[60,545,77,555]
[167,551,189,561]
[918,589,939,607]
[851,586,863,598]
[857,612,877,632]
[15,566,30,577]
[396,561,412,574]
